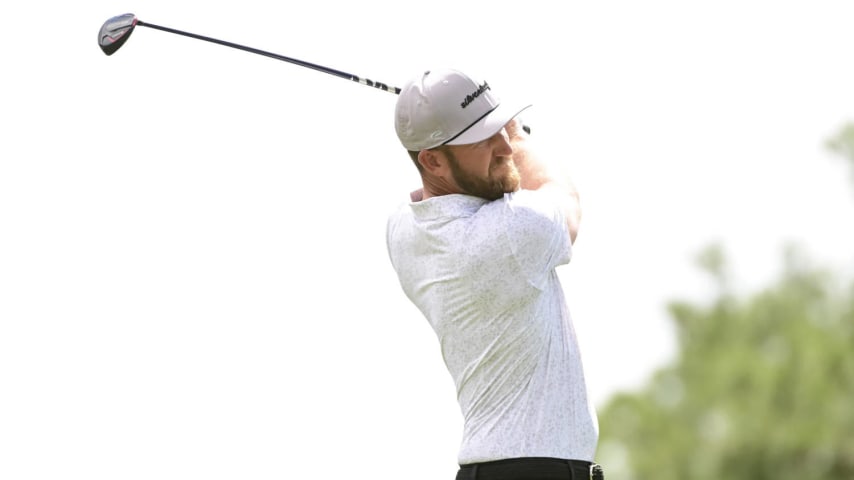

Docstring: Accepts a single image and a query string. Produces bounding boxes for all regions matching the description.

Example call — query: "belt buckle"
[589,463,604,480]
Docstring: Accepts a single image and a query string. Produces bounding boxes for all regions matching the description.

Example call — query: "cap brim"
[445,102,532,146]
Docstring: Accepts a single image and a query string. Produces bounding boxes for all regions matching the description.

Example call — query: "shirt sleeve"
[495,189,572,290]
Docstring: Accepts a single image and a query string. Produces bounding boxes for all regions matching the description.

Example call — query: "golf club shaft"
[136,20,401,94]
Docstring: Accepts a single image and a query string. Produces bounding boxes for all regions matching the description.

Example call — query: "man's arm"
[507,119,582,243]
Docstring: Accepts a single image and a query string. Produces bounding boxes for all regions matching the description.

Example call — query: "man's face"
[441,127,520,201]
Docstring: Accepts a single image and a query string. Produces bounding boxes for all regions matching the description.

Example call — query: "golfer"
[386,68,603,480]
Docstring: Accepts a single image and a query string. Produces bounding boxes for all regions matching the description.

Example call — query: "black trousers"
[455,457,602,480]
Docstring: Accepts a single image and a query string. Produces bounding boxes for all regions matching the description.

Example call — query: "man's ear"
[417,149,446,175]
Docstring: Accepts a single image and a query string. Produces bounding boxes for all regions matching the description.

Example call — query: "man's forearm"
[508,119,582,242]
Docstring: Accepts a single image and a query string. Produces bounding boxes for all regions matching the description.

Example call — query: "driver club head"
[99,13,138,56]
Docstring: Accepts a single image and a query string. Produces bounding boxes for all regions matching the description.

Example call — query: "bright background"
[2,1,853,479]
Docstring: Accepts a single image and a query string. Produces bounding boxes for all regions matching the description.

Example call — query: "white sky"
[2,1,853,479]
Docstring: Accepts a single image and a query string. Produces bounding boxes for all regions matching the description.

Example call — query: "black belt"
[456,457,605,480]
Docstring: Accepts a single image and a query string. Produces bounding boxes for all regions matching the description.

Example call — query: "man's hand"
[506,118,529,143]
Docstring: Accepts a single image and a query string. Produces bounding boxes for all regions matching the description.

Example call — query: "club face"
[99,13,138,56]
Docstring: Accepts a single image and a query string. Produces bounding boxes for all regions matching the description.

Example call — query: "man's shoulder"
[484,190,570,250]
[479,190,564,222]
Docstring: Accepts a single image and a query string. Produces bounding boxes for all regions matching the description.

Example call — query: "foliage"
[598,244,854,480]
[827,122,854,184]
[597,125,854,479]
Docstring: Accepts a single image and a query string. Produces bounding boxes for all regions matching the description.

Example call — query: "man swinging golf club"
[97,13,604,477]
[386,68,604,480]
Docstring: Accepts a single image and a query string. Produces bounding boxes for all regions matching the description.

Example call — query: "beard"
[445,150,521,201]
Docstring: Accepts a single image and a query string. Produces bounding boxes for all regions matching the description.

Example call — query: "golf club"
[98,13,401,94]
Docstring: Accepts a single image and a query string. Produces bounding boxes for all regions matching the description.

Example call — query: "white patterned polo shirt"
[386,189,598,465]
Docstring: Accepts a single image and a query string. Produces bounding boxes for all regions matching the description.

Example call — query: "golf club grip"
[136,20,401,94]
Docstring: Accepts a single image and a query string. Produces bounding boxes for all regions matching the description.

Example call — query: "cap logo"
[460,82,490,109]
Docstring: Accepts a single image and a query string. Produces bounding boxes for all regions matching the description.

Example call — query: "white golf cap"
[394,68,531,151]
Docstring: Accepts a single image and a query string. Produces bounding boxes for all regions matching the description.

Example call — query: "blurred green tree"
[597,128,854,479]
[827,122,854,184]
